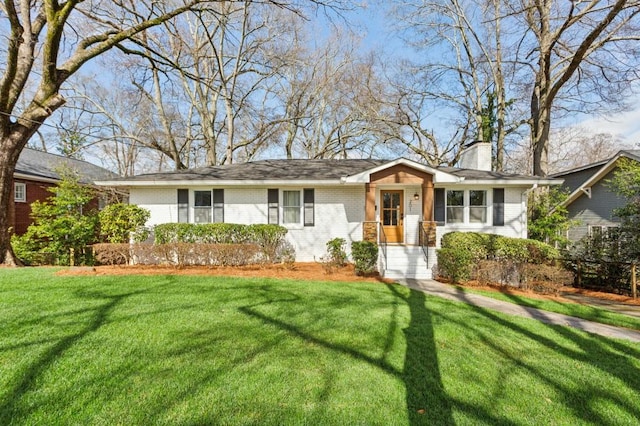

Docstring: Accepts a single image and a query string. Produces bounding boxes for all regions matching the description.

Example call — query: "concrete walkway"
[560,291,640,319]
[399,279,640,343]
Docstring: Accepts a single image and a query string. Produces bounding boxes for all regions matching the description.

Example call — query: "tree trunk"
[531,75,551,177]
[0,135,26,265]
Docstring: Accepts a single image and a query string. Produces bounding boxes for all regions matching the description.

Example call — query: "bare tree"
[517,0,640,176]
[505,126,630,174]
[273,27,389,159]
[387,0,527,169]
[0,0,340,265]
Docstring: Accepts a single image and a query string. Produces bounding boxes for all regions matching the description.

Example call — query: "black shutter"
[493,188,504,226]
[213,189,224,223]
[177,189,189,223]
[434,188,445,224]
[268,189,279,224]
[304,188,314,226]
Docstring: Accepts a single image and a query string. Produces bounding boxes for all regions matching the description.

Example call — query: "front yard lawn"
[1,268,639,425]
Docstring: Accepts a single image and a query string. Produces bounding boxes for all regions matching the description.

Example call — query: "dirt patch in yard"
[56,263,640,306]
[56,262,393,284]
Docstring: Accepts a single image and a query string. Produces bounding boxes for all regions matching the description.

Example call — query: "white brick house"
[96,143,559,279]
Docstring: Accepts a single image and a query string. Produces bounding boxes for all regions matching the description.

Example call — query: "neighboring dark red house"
[11,148,118,236]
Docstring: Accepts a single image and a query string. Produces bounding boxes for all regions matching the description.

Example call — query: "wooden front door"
[381,190,404,243]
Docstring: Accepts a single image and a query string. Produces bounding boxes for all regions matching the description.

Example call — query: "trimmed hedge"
[437,232,561,284]
[93,224,291,266]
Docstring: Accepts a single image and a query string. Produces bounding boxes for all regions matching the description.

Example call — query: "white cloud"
[576,106,640,144]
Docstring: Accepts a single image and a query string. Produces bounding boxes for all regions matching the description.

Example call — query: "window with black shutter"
[177,189,189,223]
[213,189,224,223]
[268,189,279,224]
[304,188,314,226]
[434,188,445,224]
[493,188,504,226]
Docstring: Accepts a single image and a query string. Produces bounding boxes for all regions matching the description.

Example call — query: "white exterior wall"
[129,184,530,260]
[434,186,528,247]
[129,185,365,262]
[130,188,179,225]
[286,186,364,261]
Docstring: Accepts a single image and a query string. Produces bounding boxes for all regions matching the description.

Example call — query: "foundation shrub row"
[436,232,571,294]
[94,223,291,266]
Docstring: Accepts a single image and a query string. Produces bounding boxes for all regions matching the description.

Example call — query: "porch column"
[363,183,377,243]
[422,181,437,247]
[365,183,376,221]
[422,181,434,221]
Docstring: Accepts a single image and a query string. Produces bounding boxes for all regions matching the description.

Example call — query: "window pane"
[194,191,211,223]
[194,208,211,223]
[469,207,487,223]
[447,190,463,206]
[383,192,391,209]
[14,183,26,202]
[470,190,486,206]
[194,191,212,207]
[447,206,464,223]
[283,191,301,224]
[283,191,300,208]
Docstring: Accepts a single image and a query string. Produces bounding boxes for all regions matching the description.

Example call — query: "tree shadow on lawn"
[0,281,172,424]
[240,283,519,425]
[448,288,640,424]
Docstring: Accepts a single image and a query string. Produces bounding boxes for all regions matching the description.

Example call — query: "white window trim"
[279,188,304,228]
[445,189,491,225]
[14,182,26,202]
[193,189,213,224]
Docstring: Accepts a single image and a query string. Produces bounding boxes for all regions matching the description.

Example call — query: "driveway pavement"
[399,279,640,343]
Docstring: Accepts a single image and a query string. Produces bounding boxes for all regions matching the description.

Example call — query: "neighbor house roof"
[554,150,640,208]
[15,148,118,184]
[96,158,559,187]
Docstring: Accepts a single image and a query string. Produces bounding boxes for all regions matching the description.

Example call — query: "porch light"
[413,192,419,201]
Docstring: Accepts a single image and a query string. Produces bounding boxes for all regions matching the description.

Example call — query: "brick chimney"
[457,141,492,171]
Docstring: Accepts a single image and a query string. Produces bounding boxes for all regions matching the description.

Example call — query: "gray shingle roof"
[16,148,118,183]
[104,158,553,184]
[116,159,389,182]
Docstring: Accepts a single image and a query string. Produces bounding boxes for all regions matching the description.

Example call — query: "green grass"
[1,268,639,425]
[455,286,640,331]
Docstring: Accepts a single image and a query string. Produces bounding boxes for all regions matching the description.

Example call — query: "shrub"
[522,264,574,294]
[149,223,289,265]
[93,243,131,265]
[436,247,476,283]
[351,241,378,276]
[436,231,563,287]
[11,169,98,266]
[326,237,347,267]
[247,224,289,262]
[99,203,150,243]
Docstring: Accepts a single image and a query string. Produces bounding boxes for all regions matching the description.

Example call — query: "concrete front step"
[380,245,434,280]
[384,268,433,280]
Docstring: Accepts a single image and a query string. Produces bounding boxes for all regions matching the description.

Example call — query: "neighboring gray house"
[551,150,640,241]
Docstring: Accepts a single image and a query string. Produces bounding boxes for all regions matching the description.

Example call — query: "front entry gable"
[341,158,462,184]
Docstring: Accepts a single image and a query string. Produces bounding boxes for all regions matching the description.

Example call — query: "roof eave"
[435,178,562,186]
[95,179,348,187]
[559,152,627,208]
